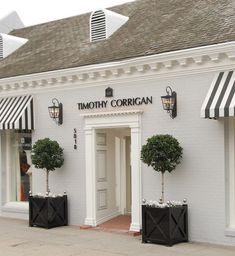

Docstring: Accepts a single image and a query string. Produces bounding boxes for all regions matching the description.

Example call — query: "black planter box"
[142,204,188,246]
[29,195,68,229]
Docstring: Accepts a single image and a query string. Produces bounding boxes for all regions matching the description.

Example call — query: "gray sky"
[0,0,135,26]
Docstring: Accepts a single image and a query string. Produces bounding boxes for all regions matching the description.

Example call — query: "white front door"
[96,130,119,223]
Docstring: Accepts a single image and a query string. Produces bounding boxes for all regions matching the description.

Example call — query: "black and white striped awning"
[201,71,235,119]
[0,95,34,130]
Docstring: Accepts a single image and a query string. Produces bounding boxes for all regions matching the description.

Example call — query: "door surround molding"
[82,110,143,231]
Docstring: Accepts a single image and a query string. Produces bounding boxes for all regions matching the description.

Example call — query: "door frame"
[82,110,143,232]
[115,132,131,216]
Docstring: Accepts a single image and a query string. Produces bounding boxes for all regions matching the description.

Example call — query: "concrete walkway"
[0,217,235,256]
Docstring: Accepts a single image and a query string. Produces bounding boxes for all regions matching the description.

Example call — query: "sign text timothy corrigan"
[77,96,153,110]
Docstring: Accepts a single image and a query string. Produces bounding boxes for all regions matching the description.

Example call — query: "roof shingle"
[0,0,235,79]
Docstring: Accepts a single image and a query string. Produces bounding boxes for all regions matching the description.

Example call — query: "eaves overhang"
[1,41,235,96]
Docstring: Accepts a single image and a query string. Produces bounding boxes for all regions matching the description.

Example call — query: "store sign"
[77,96,153,110]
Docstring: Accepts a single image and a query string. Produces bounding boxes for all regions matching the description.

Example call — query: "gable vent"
[0,33,28,59]
[0,34,3,59]
[90,9,129,42]
[91,10,106,42]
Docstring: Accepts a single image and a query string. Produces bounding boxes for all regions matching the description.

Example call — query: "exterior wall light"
[48,98,63,125]
[161,86,177,118]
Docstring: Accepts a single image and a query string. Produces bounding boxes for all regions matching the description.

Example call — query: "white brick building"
[0,0,235,245]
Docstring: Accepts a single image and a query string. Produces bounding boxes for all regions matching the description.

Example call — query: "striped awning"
[201,71,235,119]
[0,95,34,130]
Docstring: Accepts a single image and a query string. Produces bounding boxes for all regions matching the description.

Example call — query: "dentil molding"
[1,42,235,95]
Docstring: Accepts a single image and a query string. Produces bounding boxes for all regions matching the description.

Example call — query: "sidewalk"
[0,217,234,256]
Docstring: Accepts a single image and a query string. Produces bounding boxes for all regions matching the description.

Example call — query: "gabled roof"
[0,0,235,79]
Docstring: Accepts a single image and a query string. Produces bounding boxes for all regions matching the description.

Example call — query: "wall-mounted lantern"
[48,98,63,125]
[161,86,177,119]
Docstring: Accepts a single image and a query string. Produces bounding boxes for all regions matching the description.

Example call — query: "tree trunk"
[161,172,164,203]
[46,169,50,193]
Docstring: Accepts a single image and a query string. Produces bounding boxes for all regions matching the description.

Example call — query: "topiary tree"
[141,134,183,203]
[31,138,64,194]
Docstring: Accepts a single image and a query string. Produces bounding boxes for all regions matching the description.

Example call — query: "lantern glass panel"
[53,107,60,118]
[48,105,60,119]
[161,95,175,111]
[169,97,175,110]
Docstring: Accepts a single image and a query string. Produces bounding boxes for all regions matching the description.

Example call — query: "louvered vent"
[90,9,129,43]
[90,10,106,42]
[0,35,3,59]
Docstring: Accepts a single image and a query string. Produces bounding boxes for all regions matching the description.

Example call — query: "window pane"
[11,131,32,202]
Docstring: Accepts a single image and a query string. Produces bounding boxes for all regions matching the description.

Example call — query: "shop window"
[3,130,32,202]
[226,118,235,231]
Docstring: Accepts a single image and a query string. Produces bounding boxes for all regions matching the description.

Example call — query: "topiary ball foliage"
[141,134,183,173]
[31,138,64,171]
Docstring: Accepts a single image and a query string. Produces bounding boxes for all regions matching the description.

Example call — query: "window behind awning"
[0,95,34,130]
[201,71,235,119]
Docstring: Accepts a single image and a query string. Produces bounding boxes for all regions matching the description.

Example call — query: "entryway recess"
[82,110,142,232]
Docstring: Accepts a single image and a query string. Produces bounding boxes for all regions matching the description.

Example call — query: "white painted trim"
[1,42,235,95]
[130,222,141,232]
[84,128,97,227]
[1,202,28,220]
[2,202,29,213]
[120,137,127,214]
[115,136,121,213]
[83,110,142,231]
[130,125,142,231]
[81,109,143,118]
[114,134,129,215]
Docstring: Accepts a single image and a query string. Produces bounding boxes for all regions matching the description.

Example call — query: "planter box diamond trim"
[29,195,68,229]
[142,205,188,246]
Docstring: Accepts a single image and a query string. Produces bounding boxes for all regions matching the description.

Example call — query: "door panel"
[97,150,107,182]
[96,130,117,221]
